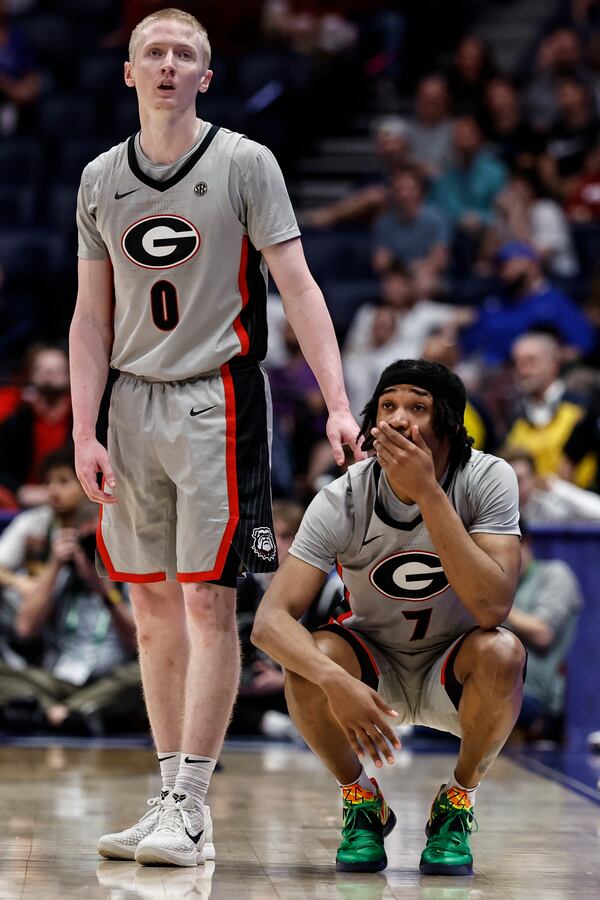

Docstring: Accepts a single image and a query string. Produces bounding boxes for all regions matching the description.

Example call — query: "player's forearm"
[283,286,350,413]
[14,561,61,638]
[505,608,553,650]
[252,606,351,690]
[69,312,112,440]
[419,484,515,628]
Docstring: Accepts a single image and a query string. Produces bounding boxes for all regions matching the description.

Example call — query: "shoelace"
[342,799,382,842]
[136,795,164,824]
[428,807,478,850]
[159,800,200,836]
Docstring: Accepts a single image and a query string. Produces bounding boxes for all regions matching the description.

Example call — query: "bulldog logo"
[251,527,276,561]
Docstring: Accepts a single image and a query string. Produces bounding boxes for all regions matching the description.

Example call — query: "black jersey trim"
[126,125,220,192]
[372,462,457,532]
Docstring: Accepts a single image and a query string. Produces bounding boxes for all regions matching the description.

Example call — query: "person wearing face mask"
[0,344,72,508]
[461,242,595,366]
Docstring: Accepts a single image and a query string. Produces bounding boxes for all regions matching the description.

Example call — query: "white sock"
[174,753,217,807]
[156,751,180,791]
[441,772,478,808]
[338,767,374,794]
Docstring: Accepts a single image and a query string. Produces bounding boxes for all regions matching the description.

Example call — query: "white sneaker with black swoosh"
[135,792,209,867]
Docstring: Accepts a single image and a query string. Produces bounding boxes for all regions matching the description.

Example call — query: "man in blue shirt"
[462,242,594,365]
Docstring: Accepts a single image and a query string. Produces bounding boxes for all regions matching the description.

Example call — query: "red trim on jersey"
[177,363,240,582]
[233,236,251,355]
[96,479,166,583]
[440,635,463,686]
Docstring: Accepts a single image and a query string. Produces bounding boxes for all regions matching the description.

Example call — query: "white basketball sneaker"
[98,789,215,863]
[135,791,209,867]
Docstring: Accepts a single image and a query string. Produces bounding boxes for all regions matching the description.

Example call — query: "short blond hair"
[129,8,211,69]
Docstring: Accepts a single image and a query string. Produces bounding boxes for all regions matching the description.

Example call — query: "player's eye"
[149,48,162,56]
[178,50,192,60]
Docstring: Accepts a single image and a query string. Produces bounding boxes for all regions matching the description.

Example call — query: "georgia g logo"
[251,527,277,562]
[121,214,200,269]
[369,550,448,601]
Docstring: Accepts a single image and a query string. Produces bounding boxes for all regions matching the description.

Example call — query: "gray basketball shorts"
[318,622,479,737]
[96,359,278,583]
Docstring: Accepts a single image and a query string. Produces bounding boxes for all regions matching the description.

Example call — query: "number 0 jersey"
[290,452,520,656]
[76,122,300,381]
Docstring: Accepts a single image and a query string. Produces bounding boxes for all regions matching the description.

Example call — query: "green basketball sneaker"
[335,778,397,873]
[419,785,478,876]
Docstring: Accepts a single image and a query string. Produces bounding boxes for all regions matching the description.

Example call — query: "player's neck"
[138,111,202,165]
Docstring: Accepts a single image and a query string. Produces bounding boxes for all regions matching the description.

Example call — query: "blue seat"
[0,229,65,277]
[38,94,96,142]
[54,138,111,185]
[47,184,78,233]
[302,230,375,283]
[321,278,379,333]
[79,52,128,101]
[0,186,36,227]
[0,139,43,187]
[572,222,600,282]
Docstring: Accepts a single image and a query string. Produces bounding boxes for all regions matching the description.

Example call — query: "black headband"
[372,364,466,417]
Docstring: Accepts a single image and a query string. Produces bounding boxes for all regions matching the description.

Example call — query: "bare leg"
[284,631,364,785]
[453,628,526,787]
[130,581,189,750]
[180,583,239,758]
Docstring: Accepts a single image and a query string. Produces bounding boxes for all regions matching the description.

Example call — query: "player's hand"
[324,673,401,767]
[51,529,79,563]
[326,408,367,467]
[74,437,118,504]
[372,422,436,502]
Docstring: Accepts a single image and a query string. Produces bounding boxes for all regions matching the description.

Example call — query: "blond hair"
[129,8,211,69]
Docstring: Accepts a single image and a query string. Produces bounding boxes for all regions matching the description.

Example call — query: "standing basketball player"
[252,359,526,875]
[70,8,363,868]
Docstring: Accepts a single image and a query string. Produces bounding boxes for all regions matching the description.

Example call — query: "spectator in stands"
[539,77,599,197]
[303,115,411,229]
[504,446,600,522]
[493,171,578,278]
[445,35,496,119]
[566,144,600,220]
[430,115,508,229]
[462,243,595,365]
[505,519,582,741]
[343,264,460,416]
[372,164,449,294]
[483,77,545,173]
[0,0,41,135]
[505,331,596,486]
[406,73,454,179]
[0,447,140,736]
[562,388,600,491]
[421,327,498,453]
[525,28,588,131]
[0,344,72,509]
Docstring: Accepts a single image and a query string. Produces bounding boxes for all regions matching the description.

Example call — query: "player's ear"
[124,61,135,88]
[198,70,213,94]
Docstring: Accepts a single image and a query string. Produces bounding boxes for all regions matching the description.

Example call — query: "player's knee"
[130,584,180,625]
[183,583,236,631]
[470,628,526,681]
[312,630,362,678]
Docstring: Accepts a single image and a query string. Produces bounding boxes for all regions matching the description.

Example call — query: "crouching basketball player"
[252,359,525,875]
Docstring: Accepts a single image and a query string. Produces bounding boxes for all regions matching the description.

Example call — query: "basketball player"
[70,8,362,868]
[252,359,526,875]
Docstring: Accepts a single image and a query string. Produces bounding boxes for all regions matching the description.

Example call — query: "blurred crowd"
[0,0,599,744]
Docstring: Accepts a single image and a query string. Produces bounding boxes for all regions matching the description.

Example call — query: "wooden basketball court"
[2,742,600,899]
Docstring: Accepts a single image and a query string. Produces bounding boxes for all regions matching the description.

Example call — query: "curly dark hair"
[357,359,474,470]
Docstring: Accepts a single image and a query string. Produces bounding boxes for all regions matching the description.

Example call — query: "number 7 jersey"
[76,122,300,381]
[289,453,520,656]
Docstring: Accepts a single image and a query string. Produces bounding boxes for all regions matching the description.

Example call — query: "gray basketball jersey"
[76,123,300,380]
[290,451,520,655]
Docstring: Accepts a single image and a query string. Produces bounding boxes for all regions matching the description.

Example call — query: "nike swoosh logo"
[190,406,216,417]
[362,535,383,547]
[158,754,177,761]
[185,828,204,844]
[183,756,212,764]
[114,188,139,200]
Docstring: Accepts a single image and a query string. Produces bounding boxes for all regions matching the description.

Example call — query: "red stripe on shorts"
[233,236,250,355]
[96,478,166,582]
[177,362,240,582]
